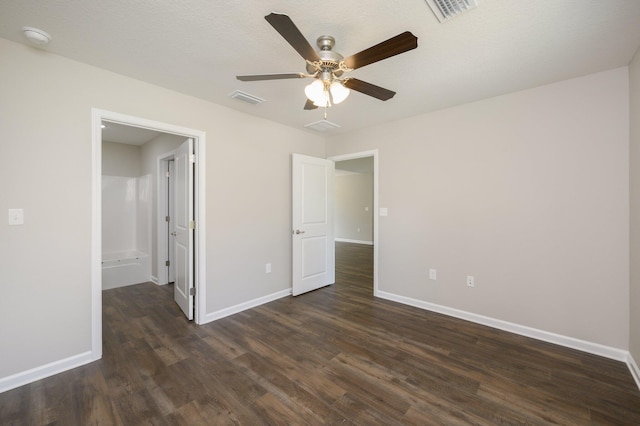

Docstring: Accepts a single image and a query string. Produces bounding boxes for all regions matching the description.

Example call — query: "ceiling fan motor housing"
[306,35,344,77]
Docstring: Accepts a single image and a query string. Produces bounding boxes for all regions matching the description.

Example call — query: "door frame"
[157,152,176,286]
[91,108,207,361]
[328,150,379,295]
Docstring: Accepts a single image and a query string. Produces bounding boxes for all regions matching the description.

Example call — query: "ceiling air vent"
[425,0,477,23]
[229,90,266,105]
[304,120,340,132]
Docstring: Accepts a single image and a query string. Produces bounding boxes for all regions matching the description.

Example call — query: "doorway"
[330,150,378,294]
[290,150,378,298]
[91,109,207,361]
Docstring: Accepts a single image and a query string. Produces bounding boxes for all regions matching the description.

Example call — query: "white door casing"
[173,138,194,319]
[94,108,207,363]
[292,154,335,296]
[328,150,379,296]
[168,160,176,284]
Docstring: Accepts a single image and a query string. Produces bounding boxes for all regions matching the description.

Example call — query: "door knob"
[295,229,306,234]
[171,231,177,236]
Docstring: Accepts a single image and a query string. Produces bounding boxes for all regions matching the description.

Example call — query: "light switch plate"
[379,207,388,217]
[8,209,24,226]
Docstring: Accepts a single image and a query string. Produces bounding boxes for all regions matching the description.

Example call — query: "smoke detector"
[22,27,51,45]
[425,0,478,23]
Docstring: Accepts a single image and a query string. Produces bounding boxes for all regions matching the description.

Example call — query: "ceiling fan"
[236,13,418,112]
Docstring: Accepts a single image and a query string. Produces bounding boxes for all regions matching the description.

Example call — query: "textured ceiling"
[2,0,640,136]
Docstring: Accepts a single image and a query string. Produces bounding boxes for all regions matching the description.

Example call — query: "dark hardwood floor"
[1,242,640,424]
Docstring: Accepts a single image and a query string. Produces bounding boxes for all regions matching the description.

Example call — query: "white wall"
[630,47,640,364]
[0,38,324,381]
[335,172,373,243]
[327,68,630,350]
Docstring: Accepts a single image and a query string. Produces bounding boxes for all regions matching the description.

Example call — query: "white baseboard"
[628,353,640,390]
[376,290,629,362]
[150,275,159,285]
[0,351,95,394]
[335,238,373,245]
[202,288,292,324]
[5,291,638,394]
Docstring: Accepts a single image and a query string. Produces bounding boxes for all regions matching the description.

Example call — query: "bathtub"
[102,250,150,290]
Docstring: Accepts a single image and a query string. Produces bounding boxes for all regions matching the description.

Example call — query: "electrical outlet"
[265,263,271,274]
[429,269,437,280]
[466,275,475,287]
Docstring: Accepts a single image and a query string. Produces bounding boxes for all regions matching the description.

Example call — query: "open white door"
[292,154,335,296]
[173,138,194,319]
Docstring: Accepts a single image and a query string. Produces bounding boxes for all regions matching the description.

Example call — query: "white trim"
[194,136,207,325]
[329,150,379,296]
[0,351,93,394]
[628,353,640,390]
[91,109,103,361]
[203,289,292,324]
[150,275,159,285]
[156,150,176,287]
[92,109,208,363]
[377,290,629,362]
[335,238,373,245]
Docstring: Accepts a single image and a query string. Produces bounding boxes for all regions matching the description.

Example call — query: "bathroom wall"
[102,141,141,177]
[102,140,148,257]
[101,176,138,254]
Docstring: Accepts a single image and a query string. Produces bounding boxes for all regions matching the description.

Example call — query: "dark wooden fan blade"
[236,73,306,81]
[304,99,318,110]
[265,13,320,62]
[344,78,396,101]
[343,31,418,70]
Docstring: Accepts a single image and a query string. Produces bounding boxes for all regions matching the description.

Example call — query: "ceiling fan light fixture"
[329,81,350,104]
[305,80,327,106]
[305,79,350,107]
[237,13,416,112]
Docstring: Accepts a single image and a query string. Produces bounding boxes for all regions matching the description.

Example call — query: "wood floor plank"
[1,241,639,424]
[232,352,345,424]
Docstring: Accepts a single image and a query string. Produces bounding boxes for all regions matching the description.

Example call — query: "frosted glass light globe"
[329,82,350,104]
[305,80,328,106]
